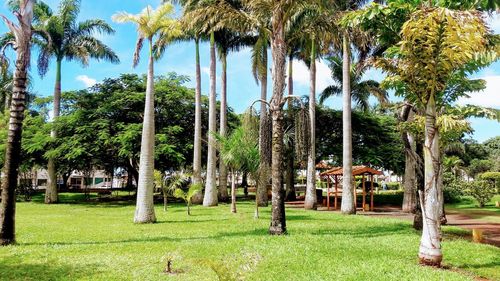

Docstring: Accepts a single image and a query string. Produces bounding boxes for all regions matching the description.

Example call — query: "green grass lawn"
[446,195,500,223]
[0,193,498,281]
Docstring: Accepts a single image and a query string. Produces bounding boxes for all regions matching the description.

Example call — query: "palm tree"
[319,56,387,109]
[0,0,34,246]
[36,0,119,204]
[215,29,254,202]
[170,0,205,204]
[113,3,181,223]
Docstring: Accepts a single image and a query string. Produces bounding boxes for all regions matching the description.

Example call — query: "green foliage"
[443,172,465,203]
[172,183,202,215]
[467,159,494,179]
[464,180,496,208]
[316,106,405,174]
[480,172,500,182]
[385,182,401,191]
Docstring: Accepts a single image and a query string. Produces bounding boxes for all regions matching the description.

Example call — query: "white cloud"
[488,14,500,33]
[292,59,334,93]
[457,76,500,108]
[76,75,97,88]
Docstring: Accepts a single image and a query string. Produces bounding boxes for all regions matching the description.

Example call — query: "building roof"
[315,161,334,170]
[320,165,383,177]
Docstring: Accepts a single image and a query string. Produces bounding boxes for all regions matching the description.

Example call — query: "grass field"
[0,193,498,281]
[446,195,500,223]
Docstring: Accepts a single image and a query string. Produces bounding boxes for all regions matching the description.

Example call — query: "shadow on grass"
[0,257,99,281]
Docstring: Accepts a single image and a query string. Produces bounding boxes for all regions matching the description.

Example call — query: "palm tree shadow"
[0,257,99,281]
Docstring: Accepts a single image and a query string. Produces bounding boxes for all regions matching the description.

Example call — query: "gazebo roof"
[315,161,333,170]
[320,165,383,177]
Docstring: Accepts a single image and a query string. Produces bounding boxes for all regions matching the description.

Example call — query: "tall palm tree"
[113,3,181,223]
[0,0,34,246]
[171,0,205,204]
[36,0,119,204]
[215,29,254,202]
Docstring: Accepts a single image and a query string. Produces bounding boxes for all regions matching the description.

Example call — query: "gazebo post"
[354,176,357,210]
[327,176,331,210]
[334,175,338,210]
[362,174,366,212]
[370,174,374,211]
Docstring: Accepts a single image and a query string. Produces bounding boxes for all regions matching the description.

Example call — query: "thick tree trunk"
[191,38,203,204]
[231,171,237,213]
[418,94,442,267]
[46,59,62,204]
[134,41,157,224]
[0,2,33,245]
[218,54,229,202]
[257,43,269,207]
[305,41,317,210]
[269,12,287,235]
[203,32,218,207]
[341,34,355,215]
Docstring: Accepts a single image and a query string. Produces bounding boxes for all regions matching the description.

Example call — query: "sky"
[0,0,499,143]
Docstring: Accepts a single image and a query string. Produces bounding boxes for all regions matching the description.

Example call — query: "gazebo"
[319,166,383,211]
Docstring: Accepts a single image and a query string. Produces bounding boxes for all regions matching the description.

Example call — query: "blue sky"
[0,0,499,143]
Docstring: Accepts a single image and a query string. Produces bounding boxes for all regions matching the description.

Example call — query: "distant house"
[16,169,128,190]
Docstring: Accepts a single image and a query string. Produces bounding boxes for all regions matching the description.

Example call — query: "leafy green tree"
[35,0,119,204]
[113,3,181,223]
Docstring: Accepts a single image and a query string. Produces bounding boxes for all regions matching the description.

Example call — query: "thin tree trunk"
[231,171,237,213]
[269,12,287,235]
[418,94,442,266]
[45,59,62,204]
[257,41,269,207]
[203,32,218,207]
[191,38,203,204]
[163,189,168,212]
[0,1,33,245]
[285,53,296,202]
[414,142,425,230]
[341,34,355,215]
[218,53,229,202]
[401,105,417,213]
[134,40,157,224]
[305,40,317,210]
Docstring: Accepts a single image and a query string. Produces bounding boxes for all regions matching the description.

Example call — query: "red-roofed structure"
[319,165,383,211]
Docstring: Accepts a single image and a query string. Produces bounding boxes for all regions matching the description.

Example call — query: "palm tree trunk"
[341,34,355,215]
[269,12,287,235]
[402,106,417,213]
[203,32,218,207]
[0,5,33,245]
[134,40,157,224]
[257,41,269,207]
[218,53,229,202]
[45,59,62,204]
[191,38,203,204]
[231,171,237,213]
[402,138,417,213]
[418,93,442,266]
[305,40,317,210]
[285,53,296,201]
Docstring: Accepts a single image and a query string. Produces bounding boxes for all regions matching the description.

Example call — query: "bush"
[443,172,464,203]
[463,180,496,208]
[385,182,401,190]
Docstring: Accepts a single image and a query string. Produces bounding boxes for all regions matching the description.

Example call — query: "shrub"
[385,182,401,190]
[443,172,464,203]
[463,180,496,208]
